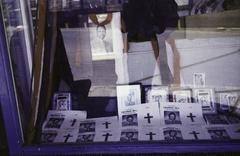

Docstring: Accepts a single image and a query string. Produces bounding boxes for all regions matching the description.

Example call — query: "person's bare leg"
[166,37,180,85]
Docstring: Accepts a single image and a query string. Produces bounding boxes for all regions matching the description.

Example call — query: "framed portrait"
[172,89,192,103]
[193,73,205,88]
[52,93,72,111]
[88,13,115,60]
[193,88,215,114]
[145,86,169,104]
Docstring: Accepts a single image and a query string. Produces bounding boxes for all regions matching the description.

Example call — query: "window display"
[1,0,240,155]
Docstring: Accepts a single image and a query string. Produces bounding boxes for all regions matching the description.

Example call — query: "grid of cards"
[41,85,240,143]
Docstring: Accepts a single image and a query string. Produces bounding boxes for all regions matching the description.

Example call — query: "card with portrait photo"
[206,127,231,141]
[41,130,58,143]
[120,129,138,142]
[163,127,183,141]
[76,133,95,143]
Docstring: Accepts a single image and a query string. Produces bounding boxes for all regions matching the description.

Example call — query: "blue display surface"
[1,1,240,155]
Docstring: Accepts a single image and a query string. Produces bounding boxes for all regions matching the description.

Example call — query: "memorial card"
[206,127,231,141]
[94,116,120,142]
[193,88,215,113]
[145,86,169,104]
[172,89,192,103]
[117,85,141,116]
[181,126,211,140]
[193,73,205,88]
[54,128,79,143]
[204,114,229,125]
[52,92,72,111]
[160,102,205,126]
[42,110,87,131]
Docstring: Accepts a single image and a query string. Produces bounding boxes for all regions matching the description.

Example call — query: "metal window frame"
[1,0,240,155]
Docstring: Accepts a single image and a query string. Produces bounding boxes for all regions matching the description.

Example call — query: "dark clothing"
[122,0,179,41]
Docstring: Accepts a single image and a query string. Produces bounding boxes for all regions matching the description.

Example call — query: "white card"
[138,103,161,127]
[94,130,121,142]
[193,73,205,88]
[145,86,169,104]
[193,88,216,113]
[42,110,87,131]
[160,102,205,125]
[172,90,191,103]
[94,116,121,142]
[54,128,78,143]
[117,85,141,116]
[205,126,231,141]
[181,126,211,140]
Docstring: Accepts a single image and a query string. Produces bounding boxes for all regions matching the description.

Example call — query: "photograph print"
[79,122,96,133]
[164,127,183,141]
[41,131,58,143]
[145,86,169,104]
[208,128,230,141]
[120,129,138,142]
[76,134,95,143]
[193,73,205,87]
[172,90,192,103]
[164,111,182,125]
[122,114,138,127]
[89,14,113,56]
[45,118,64,129]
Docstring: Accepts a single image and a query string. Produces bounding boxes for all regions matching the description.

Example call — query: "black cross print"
[189,131,200,140]
[146,132,156,141]
[63,134,73,143]
[102,122,111,129]
[102,133,112,142]
[71,119,77,127]
[187,113,196,122]
[144,113,153,124]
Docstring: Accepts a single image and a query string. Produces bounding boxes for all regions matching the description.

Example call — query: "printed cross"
[144,113,153,124]
[63,134,73,143]
[102,133,112,142]
[102,122,111,129]
[71,119,77,127]
[189,131,200,140]
[187,113,196,122]
[146,132,156,141]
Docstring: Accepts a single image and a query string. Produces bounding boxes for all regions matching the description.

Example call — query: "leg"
[166,37,180,85]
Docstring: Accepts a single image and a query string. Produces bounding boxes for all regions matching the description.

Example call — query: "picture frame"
[193,88,215,114]
[145,86,169,104]
[52,92,72,111]
[172,89,192,103]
